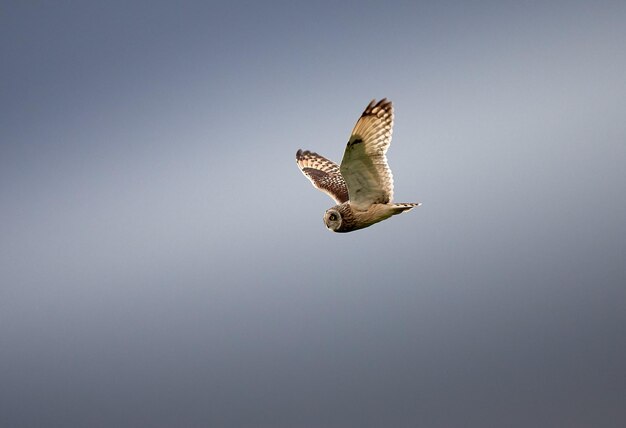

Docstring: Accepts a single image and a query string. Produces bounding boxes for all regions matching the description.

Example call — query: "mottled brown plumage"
[296,99,420,232]
[296,150,349,204]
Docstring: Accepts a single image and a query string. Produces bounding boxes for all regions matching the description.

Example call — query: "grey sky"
[1,1,625,427]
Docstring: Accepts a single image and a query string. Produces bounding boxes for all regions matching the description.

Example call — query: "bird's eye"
[329,213,337,221]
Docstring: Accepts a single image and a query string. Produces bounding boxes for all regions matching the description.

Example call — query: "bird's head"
[323,207,342,232]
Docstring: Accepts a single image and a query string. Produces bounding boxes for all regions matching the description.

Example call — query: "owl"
[296,98,420,233]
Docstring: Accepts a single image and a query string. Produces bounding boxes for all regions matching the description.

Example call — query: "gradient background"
[2,1,625,427]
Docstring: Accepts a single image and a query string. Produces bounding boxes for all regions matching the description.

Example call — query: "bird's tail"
[391,202,421,214]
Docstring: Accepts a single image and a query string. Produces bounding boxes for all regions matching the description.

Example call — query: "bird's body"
[296,99,420,233]
[324,202,417,233]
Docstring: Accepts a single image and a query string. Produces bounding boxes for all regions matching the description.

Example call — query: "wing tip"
[363,98,393,117]
[296,149,313,162]
[296,149,324,162]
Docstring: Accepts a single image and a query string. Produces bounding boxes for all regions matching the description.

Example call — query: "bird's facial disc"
[324,209,342,231]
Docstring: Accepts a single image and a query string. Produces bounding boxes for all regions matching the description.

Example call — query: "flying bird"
[296,99,420,233]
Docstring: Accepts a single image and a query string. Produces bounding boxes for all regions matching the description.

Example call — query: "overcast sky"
[2,1,625,427]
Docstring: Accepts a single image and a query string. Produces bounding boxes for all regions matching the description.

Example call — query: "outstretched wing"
[340,99,394,210]
[296,149,349,204]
